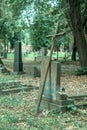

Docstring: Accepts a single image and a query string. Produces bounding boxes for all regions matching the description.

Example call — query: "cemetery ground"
[0,58,87,130]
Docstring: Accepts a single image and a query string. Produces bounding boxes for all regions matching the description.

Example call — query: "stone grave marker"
[41,58,61,101]
[41,47,47,57]
[40,58,74,112]
[36,47,48,61]
[13,41,23,73]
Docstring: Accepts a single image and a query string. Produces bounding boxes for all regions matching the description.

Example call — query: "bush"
[75,67,87,76]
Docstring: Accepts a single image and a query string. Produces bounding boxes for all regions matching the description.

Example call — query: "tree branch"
[46,31,66,38]
[46,28,71,38]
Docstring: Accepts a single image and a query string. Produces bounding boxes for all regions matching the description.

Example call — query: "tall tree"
[29,0,67,50]
[29,0,56,50]
[63,0,87,66]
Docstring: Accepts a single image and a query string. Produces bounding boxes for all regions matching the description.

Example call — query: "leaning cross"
[36,21,66,113]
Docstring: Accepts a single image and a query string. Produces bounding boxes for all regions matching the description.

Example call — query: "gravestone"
[41,58,61,101]
[13,41,23,73]
[41,47,47,57]
[36,47,48,61]
[23,64,41,77]
[40,58,74,112]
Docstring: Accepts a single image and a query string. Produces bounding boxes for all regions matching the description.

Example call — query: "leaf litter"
[0,63,87,129]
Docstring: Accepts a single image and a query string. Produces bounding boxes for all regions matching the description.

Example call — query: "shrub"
[75,67,87,76]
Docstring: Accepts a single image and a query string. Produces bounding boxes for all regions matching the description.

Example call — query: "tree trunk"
[69,0,87,67]
[83,3,87,34]
[3,39,7,59]
[0,58,4,65]
[72,38,77,61]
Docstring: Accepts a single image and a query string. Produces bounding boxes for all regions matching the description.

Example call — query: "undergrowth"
[75,67,87,76]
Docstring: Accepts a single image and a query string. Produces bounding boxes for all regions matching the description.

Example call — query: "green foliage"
[30,13,54,50]
[67,104,77,113]
[80,0,87,4]
[29,0,71,51]
[0,95,26,107]
[0,0,33,51]
[75,67,87,76]
[3,112,18,123]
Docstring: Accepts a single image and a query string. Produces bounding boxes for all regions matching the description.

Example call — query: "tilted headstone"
[13,41,23,73]
[41,58,61,101]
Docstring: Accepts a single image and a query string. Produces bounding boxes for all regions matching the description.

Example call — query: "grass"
[3,51,67,70]
[0,93,87,130]
[7,51,66,60]
[0,55,86,130]
[0,73,87,130]
[0,73,23,82]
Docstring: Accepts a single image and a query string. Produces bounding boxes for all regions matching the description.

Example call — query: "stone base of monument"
[41,92,74,112]
[24,65,41,77]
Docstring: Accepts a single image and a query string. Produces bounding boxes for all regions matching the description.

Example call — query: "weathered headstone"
[41,47,47,57]
[41,58,61,100]
[13,41,23,73]
[36,47,48,61]
[23,64,41,77]
[40,58,74,112]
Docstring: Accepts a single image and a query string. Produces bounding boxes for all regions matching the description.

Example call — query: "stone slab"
[56,92,68,100]
[41,59,61,100]
[41,100,68,112]
[23,66,40,77]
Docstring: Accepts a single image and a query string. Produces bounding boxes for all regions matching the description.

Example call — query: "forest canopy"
[0,0,87,66]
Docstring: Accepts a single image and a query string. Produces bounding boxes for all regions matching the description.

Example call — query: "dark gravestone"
[13,41,23,73]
